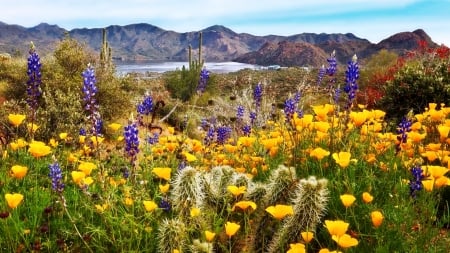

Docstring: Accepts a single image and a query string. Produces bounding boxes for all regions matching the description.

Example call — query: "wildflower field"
[0,37,449,253]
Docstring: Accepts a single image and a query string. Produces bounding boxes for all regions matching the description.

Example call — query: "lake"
[115,61,261,75]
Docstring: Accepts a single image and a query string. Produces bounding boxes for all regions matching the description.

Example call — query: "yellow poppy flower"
[108,123,122,132]
[95,203,109,213]
[287,242,306,253]
[319,249,343,253]
[301,231,314,243]
[124,197,134,206]
[182,151,197,162]
[371,211,384,228]
[232,201,257,212]
[324,220,349,237]
[205,230,216,242]
[227,185,246,197]
[11,165,28,179]
[190,207,201,217]
[424,165,449,179]
[159,183,170,194]
[143,200,158,212]
[27,123,39,133]
[83,177,94,186]
[265,204,294,220]
[340,194,356,208]
[90,136,104,147]
[310,147,330,160]
[331,233,359,248]
[71,171,86,185]
[49,138,58,148]
[5,193,24,209]
[438,125,450,141]
[8,114,26,127]
[59,132,68,140]
[362,192,374,204]
[28,141,52,158]
[225,221,240,238]
[78,161,96,176]
[152,167,172,181]
[332,152,353,168]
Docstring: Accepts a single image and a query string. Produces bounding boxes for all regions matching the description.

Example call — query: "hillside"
[0,21,438,66]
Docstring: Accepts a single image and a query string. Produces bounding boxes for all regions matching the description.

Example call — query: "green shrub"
[375,44,450,122]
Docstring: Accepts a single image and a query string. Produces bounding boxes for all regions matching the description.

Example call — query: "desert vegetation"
[0,32,449,253]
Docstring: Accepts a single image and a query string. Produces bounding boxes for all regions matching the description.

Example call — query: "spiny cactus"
[189,239,214,253]
[202,166,236,207]
[251,165,298,252]
[157,218,187,253]
[266,176,329,253]
[263,165,298,206]
[171,166,205,218]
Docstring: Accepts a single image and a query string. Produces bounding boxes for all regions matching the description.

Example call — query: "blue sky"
[2,0,450,45]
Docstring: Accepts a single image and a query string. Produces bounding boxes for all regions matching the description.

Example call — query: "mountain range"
[0,21,437,66]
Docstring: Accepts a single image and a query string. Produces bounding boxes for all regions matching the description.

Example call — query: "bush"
[375,43,450,122]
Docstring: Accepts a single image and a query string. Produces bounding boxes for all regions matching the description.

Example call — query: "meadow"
[0,37,449,253]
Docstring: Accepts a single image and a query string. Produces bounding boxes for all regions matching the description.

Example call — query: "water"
[115,61,261,75]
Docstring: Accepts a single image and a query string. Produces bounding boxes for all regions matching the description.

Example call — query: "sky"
[2,0,450,46]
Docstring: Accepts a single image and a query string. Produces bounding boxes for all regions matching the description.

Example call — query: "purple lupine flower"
[317,65,326,85]
[49,162,64,193]
[197,67,210,94]
[294,92,302,104]
[326,50,337,76]
[343,55,359,109]
[26,42,42,113]
[178,160,187,171]
[284,98,296,122]
[82,65,99,112]
[124,122,139,165]
[159,198,171,212]
[236,105,245,120]
[334,87,341,105]
[200,118,209,131]
[147,133,159,145]
[409,165,424,198]
[396,117,412,153]
[216,126,232,145]
[242,125,252,136]
[79,128,86,136]
[82,64,102,136]
[137,95,153,116]
[253,82,263,109]
[249,111,257,125]
[204,127,215,146]
[397,117,412,143]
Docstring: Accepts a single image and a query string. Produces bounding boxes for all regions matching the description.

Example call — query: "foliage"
[374,42,450,123]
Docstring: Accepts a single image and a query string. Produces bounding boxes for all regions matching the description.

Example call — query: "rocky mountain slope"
[0,21,438,66]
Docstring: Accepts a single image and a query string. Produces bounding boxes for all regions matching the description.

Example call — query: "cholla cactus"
[189,239,213,253]
[202,166,235,207]
[157,218,187,253]
[264,165,297,205]
[252,165,298,252]
[267,176,329,253]
[170,166,205,218]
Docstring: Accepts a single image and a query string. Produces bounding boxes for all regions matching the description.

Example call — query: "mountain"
[0,22,439,66]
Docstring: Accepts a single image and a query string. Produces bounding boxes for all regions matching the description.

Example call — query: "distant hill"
[0,22,438,66]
